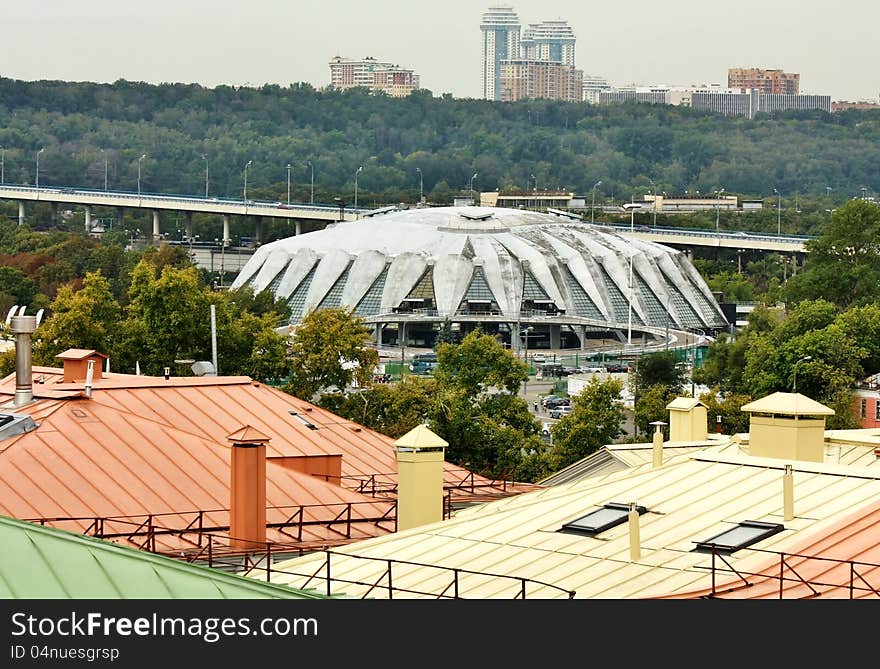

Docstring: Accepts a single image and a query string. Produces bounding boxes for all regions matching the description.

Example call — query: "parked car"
[549,405,573,419]
[532,353,547,364]
[540,394,562,408]
[544,397,570,410]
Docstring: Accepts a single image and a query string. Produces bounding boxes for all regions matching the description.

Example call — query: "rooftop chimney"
[10,314,36,408]
[650,420,667,468]
[665,397,708,442]
[394,423,447,532]
[227,425,270,551]
[56,349,107,383]
[741,392,834,463]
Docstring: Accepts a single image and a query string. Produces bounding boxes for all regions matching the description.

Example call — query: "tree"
[434,329,528,396]
[33,271,122,365]
[784,199,880,309]
[548,377,625,471]
[283,307,378,401]
[318,376,437,438]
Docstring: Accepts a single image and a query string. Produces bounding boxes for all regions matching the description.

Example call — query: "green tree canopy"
[784,200,880,308]
[283,306,379,401]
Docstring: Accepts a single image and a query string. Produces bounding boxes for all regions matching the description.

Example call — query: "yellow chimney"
[665,397,708,442]
[394,423,447,532]
[741,392,834,463]
[650,420,667,468]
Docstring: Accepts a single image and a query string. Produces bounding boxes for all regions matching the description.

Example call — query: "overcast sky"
[4,1,877,102]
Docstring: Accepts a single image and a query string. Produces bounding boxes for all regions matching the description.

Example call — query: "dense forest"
[0,77,878,215]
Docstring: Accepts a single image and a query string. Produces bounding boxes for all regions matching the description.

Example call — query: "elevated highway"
[0,184,362,243]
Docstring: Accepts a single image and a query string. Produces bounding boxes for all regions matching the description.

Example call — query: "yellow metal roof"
[263,444,880,599]
[740,392,835,416]
[666,397,707,411]
[394,423,448,450]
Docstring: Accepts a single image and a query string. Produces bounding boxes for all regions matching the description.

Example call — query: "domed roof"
[232,206,727,331]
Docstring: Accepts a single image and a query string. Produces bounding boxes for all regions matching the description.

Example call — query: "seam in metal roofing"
[0,515,326,599]
[264,444,880,599]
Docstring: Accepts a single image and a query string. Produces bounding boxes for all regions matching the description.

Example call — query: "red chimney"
[226,425,270,551]
[56,349,107,383]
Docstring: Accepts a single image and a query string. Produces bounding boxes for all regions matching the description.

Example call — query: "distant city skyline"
[2,1,877,103]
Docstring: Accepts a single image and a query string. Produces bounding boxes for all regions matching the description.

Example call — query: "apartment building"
[329,56,420,97]
[728,67,800,95]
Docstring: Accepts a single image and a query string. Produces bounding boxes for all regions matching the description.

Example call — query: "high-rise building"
[520,20,576,66]
[329,56,420,97]
[728,68,800,95]
[480,6,522,101]
[500,60,583,102]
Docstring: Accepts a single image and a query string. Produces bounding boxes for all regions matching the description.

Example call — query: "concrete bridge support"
[222,214,231,245]
[295,220,302,236]
[18,201,25,226]
[117,207,124,229]
[51,203,58,227]
[254,217,262,245]
[152,210,160,240]
[184,211,193,242]
[84,206,92,233]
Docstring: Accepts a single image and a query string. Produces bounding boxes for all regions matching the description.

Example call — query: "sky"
[3,0,878,102]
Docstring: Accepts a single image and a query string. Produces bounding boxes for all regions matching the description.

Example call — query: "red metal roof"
[8,368,534,499]
[0,366,536,555]
[0,399,395,553]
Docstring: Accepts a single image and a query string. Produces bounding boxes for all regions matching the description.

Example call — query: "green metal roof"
[0,516,327,599]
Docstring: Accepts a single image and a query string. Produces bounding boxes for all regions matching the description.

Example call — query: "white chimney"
[10,314,37,407]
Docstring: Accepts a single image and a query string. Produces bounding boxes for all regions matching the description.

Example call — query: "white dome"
[232,206,727,347]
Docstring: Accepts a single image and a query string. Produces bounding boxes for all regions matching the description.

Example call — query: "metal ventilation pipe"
[11,314,37,407]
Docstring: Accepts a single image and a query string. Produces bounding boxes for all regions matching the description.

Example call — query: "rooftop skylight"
[694,520,784,554]
[559,502,647,537]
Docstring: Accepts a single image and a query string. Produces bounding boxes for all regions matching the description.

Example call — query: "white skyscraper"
[480,6,521,101]
[521,19,576,66]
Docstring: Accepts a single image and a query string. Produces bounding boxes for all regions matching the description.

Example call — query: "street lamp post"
[243,160,253,202]
[101,149,108,191]
[714,188,724,233]
[354,165,363,217]
[793,355,812,393]
[35,147,45,190]
[137,153,146,197]
[773,188,781,234]
[307,160,315,204]
[522,325,534,397]
[416,167,423,204]
[286,163,291,204]
[530,173,538,210]
[468,172,478,202]
[202,154,209,198]
[590,180,602,224]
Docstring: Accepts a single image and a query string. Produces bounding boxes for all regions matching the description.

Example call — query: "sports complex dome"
[232,206,728,351]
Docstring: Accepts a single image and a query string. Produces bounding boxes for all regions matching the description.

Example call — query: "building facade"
[582,74,611,103]
[232,206,728,352]
[480,6,522,101]
[480,7,580,102]
[728,67,800,95]
[499,59,583,102]
[329,56,419,97]
[520,20,576,65]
